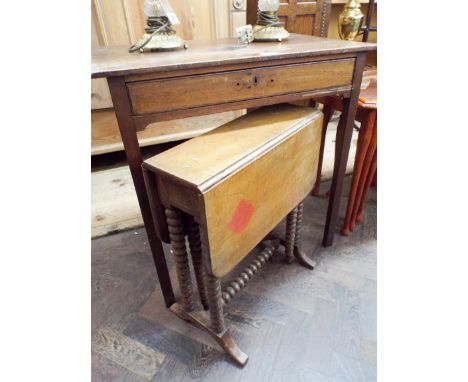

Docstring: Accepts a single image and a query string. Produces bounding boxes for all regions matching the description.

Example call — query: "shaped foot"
[170,303,248,367]
[293,247,316,270]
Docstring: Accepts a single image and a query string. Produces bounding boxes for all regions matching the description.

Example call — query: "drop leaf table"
[143,104,323,365]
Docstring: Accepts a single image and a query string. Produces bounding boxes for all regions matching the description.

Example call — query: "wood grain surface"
[91,34,376,78]
[128,59,354,115]
[91,109,242,155]
[202,112,322,277]
[144,104,321,188]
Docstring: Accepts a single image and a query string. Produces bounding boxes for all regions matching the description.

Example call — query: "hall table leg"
[322,53,367,247]
[107,77,175,307]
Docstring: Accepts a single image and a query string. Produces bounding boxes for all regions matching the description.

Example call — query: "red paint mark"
[228,199,255,234]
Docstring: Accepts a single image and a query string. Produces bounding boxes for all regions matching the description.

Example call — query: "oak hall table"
[91,34,376,308]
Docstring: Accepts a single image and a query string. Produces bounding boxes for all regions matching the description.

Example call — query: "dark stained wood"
[92,34,375,79]
[312,103,334,196]
[323,53,367,246]
[221,245,277,305]
[164,207,195,312]
[107,77,175,307]
[186,215,209,310]
[293,201,317,269]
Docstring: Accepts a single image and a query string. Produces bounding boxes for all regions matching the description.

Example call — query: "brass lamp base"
[129,16,188,53]
[253,10,289,42]
[253,25,289,42]
[135,32,187,52]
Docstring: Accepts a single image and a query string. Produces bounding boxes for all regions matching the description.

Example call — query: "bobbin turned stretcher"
[143,104,323,366]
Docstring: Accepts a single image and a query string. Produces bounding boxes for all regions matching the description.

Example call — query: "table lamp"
[253,0,289,42]
[338,0,364,41]
[129,0,187,53]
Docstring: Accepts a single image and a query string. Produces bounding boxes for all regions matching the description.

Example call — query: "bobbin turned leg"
[293,202,316,270]
[165,238,248,366]
[285,208,298,263]
[186,216,209,310]
[207,273,225,334]
[165,208,195,312]
[206,272,248,366]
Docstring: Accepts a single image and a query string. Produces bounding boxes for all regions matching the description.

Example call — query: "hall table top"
[91,33,376,79]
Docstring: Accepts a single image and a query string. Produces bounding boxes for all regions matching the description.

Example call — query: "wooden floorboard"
[92,109,242,156]
[91,177,377,381]
[91,114,357,238]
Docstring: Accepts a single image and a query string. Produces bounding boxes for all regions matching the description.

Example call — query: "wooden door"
[247,0,331,37]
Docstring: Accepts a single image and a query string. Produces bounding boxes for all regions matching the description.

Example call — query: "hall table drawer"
[127,58,355,115]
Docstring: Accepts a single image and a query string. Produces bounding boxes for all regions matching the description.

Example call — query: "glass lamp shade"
[143,0,166,17]
[258,0,280,12]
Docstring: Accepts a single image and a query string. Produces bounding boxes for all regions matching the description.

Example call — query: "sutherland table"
[91,34,377,308]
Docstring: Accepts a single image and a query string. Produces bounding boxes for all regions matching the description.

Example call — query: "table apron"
[133,85,351,129]
[127,58,355,117]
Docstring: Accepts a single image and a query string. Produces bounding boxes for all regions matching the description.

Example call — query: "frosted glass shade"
[143,0,166,17]
[258,0,280,12]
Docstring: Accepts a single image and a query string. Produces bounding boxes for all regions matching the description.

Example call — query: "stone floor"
[92,178,377,382]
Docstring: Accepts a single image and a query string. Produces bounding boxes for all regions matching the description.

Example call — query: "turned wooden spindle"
[186,217,209,310]
[221,245,276,305]
[285,208,298,263]
[207,273,225,334]
[165,208,195,312]
[294,202,304,249]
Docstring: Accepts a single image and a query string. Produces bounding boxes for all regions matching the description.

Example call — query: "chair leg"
[341,109,376,236]
[186,216,209,310]
[350,119,377,231]
[165,207,195,312]
[285,207,298,263]
[356,150,377,224]
[312,104,334,196]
